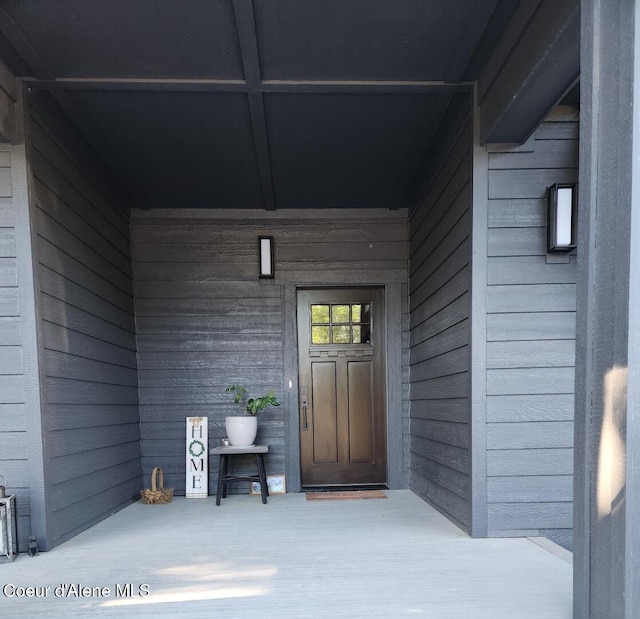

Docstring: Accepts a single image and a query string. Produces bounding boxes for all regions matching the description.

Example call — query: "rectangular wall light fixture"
[547,183,577,252]
[259,236,274,278]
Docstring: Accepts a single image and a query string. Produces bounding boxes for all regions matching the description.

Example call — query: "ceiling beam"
[0,6,50,79]
[262,81,472,94]
[26,78,248,92]
[232,0,276,211]
[24,77,472,94]
[444,0,501,83]
[0,61,17,143]
[474,0,541,103]
[477,0,580,144]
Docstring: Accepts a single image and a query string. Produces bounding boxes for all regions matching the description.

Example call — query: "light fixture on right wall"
[547,183,577,252]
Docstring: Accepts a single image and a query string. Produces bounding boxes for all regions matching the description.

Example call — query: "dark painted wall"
[409,101,578,546]
[408,95,473,532]
[27,92,141,549]
[483,107,578,549]
[0,144,31,551]
[132,209,409,494]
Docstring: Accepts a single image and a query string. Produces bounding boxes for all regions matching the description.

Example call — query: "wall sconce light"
[259,236,274,278]
[547,183,577,252]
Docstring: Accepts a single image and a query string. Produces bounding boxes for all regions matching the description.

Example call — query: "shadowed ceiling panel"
[0,0,538,211]
[265,92,445,208]
[4,0,243,79]
[254,0,476,80]
[68,91,262,208]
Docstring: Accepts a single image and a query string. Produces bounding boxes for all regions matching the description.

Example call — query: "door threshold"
[301,484,388,492]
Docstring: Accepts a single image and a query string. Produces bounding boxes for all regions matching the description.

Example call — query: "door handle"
[301,396,309,430]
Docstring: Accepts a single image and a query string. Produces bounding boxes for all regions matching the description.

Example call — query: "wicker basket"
[140,467,174,504]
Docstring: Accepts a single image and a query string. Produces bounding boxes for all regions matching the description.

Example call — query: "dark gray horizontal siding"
[49,478,143,537]
[487,312,576,341]
[487,340,576,368]
[46,424,141,459]
[488,502,573,529]
[28,91,140,549]
[488,198,546,228]
[488,475,573,503]
[488,138,579,170]
[45,403,141,432]
[487,448,574,476]
[134,240,407,263]
[487,394,574,423]
[133,218,408,244]
[487,367,575,395]
[409,95,472,532]
[43,350,138,386]
[0,347,21,374]
[411,295,470,346]
[0,193,12,212]
[487,422,573,449]
[48,446,141,486]
[133,209,409,495]
[487,284,576,313]
[0,288,19,315]
[136,331,283,354]
[488,168,578,200]
[411,320,469,364]
[484,107,578,549]
[41,321,138,367]
[135,279,282,300]
[0,145,30,551]
[488,255,577,284]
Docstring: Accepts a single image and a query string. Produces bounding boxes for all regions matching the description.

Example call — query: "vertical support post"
[283,284,301,492]
[576,1,640,616]
[385,282,405,489]
[470,90,488,537]
[12,83,49,550]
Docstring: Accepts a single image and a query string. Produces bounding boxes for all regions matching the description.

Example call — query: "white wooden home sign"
[186,417,208,498]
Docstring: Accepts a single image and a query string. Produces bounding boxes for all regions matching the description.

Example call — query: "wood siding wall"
[0,143,31,550]
[27,92,141,549]
[484,107,578,549]
[132,209,408,495]
[408,96,473,531]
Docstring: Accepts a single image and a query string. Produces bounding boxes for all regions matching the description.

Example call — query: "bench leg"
[216,454,227,506]
[221,455,230,498]
[256,454,268,504]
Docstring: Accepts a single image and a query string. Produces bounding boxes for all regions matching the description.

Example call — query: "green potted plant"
[224,384,280,446]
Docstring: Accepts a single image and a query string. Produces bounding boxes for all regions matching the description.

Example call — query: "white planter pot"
[225,416,258,447]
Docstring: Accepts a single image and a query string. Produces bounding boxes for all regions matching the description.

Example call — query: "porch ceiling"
[0,0,522,209]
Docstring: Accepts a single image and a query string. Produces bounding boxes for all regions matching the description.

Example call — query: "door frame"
[282,283,405,492]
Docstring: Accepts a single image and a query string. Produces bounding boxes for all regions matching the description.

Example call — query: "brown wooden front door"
[297,288,387,487]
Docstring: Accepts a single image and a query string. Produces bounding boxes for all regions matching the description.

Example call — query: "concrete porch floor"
[0,490,572,618]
